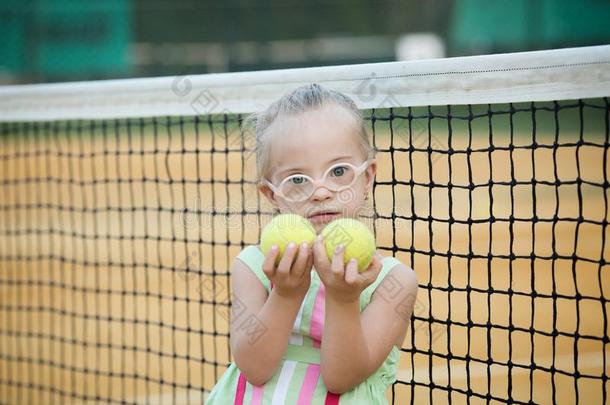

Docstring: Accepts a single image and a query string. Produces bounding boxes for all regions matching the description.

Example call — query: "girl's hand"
[312,234,383,304]
[262,242,314,299]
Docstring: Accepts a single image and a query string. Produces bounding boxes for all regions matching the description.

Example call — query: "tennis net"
[0,45,609,404]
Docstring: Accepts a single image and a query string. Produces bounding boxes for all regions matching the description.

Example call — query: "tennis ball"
[321,218,376,272]
[260,213,317,265]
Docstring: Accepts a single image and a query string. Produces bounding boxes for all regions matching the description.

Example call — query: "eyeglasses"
[262,159,373,203]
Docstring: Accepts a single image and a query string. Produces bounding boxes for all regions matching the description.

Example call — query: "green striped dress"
[205,245,403,405]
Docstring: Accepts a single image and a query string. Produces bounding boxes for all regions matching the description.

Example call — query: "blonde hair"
[246,84,376,182]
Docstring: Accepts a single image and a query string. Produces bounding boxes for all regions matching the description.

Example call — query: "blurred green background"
[1,0,610,84]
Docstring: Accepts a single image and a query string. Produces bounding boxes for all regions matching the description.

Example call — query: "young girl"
[206,84,418,404]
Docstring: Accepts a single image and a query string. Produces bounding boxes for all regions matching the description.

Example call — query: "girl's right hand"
[262,242,313,299]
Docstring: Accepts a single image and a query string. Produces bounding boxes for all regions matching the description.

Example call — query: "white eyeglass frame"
[262,159,373,202]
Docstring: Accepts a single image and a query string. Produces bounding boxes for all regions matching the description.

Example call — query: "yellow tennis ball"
[260,213,317,265]
[321,218,376,272]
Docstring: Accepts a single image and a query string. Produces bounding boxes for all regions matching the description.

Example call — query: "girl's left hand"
[312,234,383,304]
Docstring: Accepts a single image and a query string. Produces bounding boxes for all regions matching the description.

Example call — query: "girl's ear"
[258,181,280,209]
[364,159,377,194]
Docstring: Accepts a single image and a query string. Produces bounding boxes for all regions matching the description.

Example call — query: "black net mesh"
[0,99,608,404]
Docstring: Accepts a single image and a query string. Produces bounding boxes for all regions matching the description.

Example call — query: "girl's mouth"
[308,211,340,224]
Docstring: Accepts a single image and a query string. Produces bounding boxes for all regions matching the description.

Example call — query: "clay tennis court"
[1,99,607,404]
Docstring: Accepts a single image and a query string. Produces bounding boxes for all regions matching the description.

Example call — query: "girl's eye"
[331,166,347,177]
[290,176,307,185]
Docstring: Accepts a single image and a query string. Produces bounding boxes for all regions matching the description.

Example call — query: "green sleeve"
[359,256,405,310]
[235,245,271,293]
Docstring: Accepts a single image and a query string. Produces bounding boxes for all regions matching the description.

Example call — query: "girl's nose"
[310,180,333,201]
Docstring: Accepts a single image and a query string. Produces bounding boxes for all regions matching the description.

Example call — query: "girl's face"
[258,103,377,234]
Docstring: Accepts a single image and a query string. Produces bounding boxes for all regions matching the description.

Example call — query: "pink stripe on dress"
[324,391,341,404]
[250,384,264,405]
[296,363,321,405]
[309,283,325,348]
[234,373,247,405]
